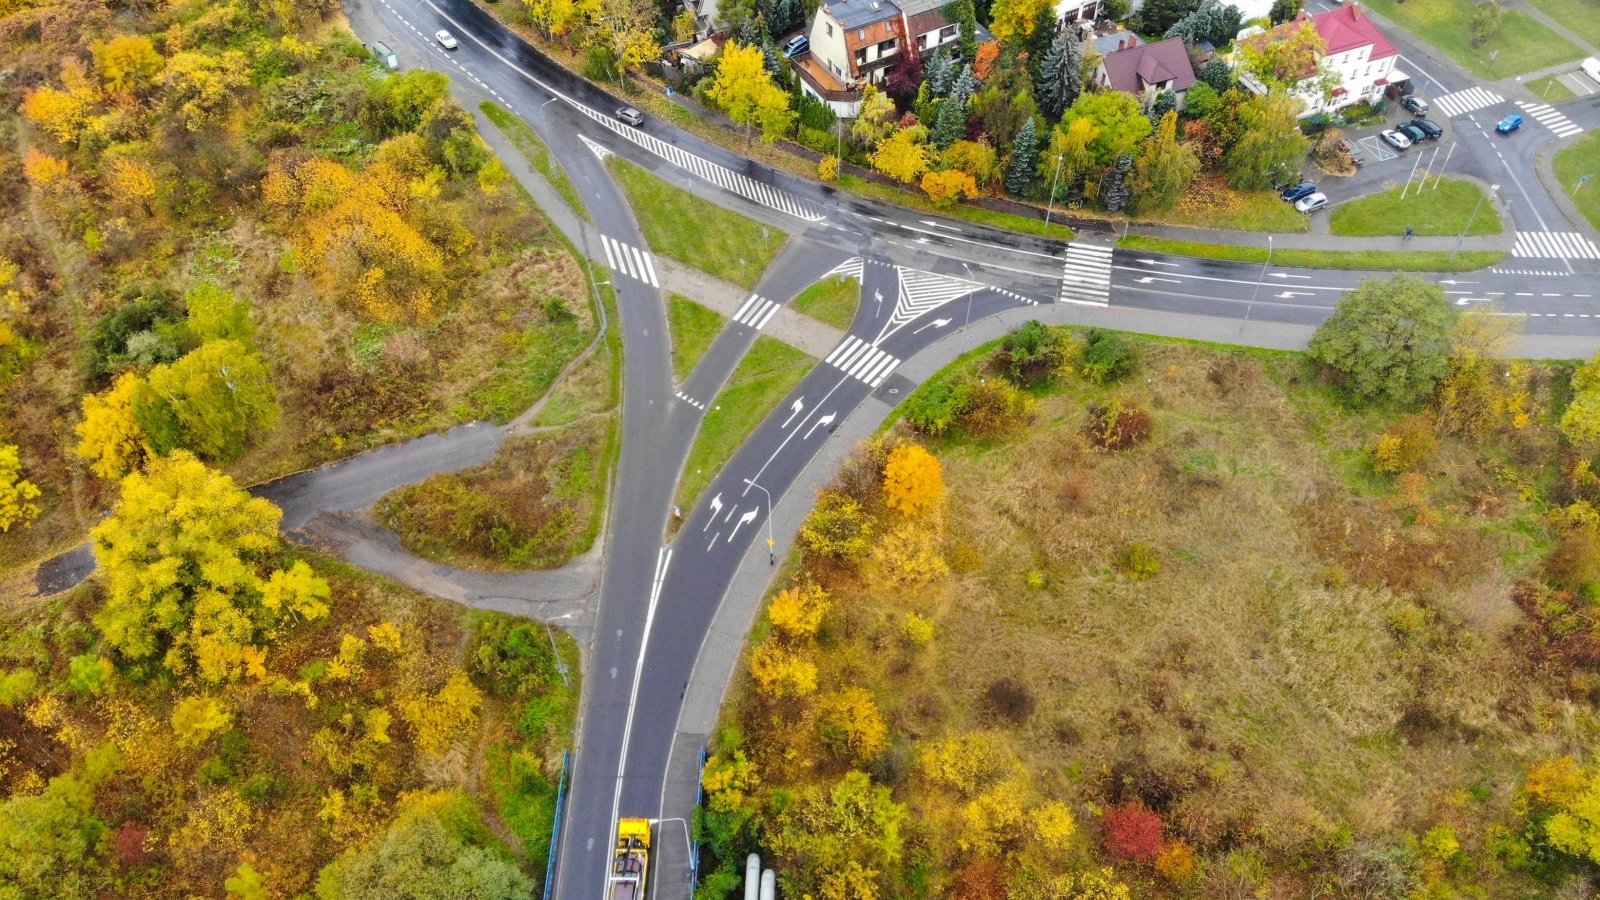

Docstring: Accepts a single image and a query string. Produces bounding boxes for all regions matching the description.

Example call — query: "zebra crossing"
[1491,266,1571,277]
[1431,86,1504,118]
[567,103,828,222]
[600,235,659,287]
[732,294,781,330]
[1511,230,1600,259]
[674,390,707,410]
[825,335,901,387]
[1517,101,1584,138]
[1058,243,1113,307]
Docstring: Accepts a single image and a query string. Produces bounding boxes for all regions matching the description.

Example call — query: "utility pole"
[1044,153,1064,228]
[1451,184,1496,262]
[744,479,776,565]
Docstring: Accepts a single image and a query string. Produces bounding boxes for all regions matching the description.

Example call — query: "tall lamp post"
[743,479,776,565]
[1450,184,1497,262]
[650,817,696,886]
[1044,154,1064,228]
[1249,234,1273,305]
[961,261,977,331]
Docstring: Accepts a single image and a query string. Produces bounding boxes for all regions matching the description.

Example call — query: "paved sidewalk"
[1123,220,1513,252]
[654,257,846,359]
[1510,2,1598,87]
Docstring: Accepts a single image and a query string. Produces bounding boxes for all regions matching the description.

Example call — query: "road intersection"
[338,1,1600,897]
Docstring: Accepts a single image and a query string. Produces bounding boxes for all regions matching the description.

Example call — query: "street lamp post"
[650,817,696,887]
[1450,184,1497,262]
[1044,153,1064,228]
[743,479,776,565]
[1250,234,1272,305]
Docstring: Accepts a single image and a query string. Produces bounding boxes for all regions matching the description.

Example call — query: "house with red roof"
[1091,37,1198,111]
[1233,2,1400,116]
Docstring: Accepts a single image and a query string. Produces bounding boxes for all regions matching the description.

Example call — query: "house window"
[878,38,896,53]
[855,48,866,63]
[940,24,957,39]
[919,33,929,47]
[826,21,833,35]
[859,28,866,39]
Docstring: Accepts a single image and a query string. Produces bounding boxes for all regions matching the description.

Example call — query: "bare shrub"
[982,677,1035,724]
[1086,399,1153,451]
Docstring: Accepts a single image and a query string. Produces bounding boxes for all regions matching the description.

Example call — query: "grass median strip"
[676,336,815,512]
[668,293,724,382]
[1118,235,1506,272]
[480,101,589,222]
[1329,178,1501,237]
[1555,133,1600,233]
[792,274,860,331]
[610,157,786,289]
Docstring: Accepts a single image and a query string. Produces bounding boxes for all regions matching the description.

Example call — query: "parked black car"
[1280,181,1318,202]
[1396,121,1429,144]
[1412,118,1443,140]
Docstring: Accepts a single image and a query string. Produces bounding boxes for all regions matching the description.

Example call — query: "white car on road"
[1294,192,1328,213]
[435,30,459,50]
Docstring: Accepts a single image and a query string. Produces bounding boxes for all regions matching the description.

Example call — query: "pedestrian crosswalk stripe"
[825,335,901,387]
[600,236,660,286]
[1517,101,1584,138]
[1058,242,1113,307]
[1512,231,1600,259]
[732,294,780,329]
[1490,266,1570,276]
[567,102,829,222]
[1432,86,1505,118]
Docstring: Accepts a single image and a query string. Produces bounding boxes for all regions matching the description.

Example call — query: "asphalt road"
[334,3,1600,898]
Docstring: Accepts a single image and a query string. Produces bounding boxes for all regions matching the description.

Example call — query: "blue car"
[1280,181,1318,202]
[1496,113,1523,134]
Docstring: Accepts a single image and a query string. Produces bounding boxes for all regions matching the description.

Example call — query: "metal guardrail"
[691,746,708,892]
[542,751,571,900]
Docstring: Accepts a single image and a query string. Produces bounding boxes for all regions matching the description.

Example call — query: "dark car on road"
[1401,95,1429,116]
[1412,118,1443,140]
[1396,121,1429,144]
[1497,113,1523,134]
[1280,181,1318,202]
[1380,128,1412,151]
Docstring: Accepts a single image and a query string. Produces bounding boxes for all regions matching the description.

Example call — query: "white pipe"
[745,855,761,900]
[760,869,776,900]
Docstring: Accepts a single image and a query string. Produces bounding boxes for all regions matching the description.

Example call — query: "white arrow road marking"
[703,493,723,531]
[1438,280,1479,285]
[806,412,837,439]
[783,398,805,428]
[912,317,953,335]
[1136,258,1181,267]
[1275,291,1314,299]
[1268,272,1311,279]
[919,220,960,231]
[1136,276,1182,284]
[729,508,759,541]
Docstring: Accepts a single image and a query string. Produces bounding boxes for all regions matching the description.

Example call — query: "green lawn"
[1175,187,1311,233]
[1527,74,1578,104]
[792,275,859,331]
[1329,178,1501,237]
[610,158,786,289]
[1359,0,1582,79]
[1554,133,1600,232]
[1118,235,1506,272]
[668,293,724,382]
[1525,0,1600,52]
[835,175,1076,240]
[480,102,588,221]
[676,337,815,511]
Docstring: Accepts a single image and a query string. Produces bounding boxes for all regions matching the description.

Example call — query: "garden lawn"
[1329,178,1501,237]
[611,158,786,289]
[676,337,815,511]
[1359,0,1582,79]
[481,101,588,221]
[1119,235,1506,272]
[1555,133,1600,232]
[669,293,724,382]
[1525,0,1600,52]
[1169,177,1310,233]
[1526,75,1578,104]
[792,275,860,331]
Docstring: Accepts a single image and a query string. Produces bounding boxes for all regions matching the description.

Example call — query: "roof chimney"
[1351,1,1362,17]
[1117,38,1126,50]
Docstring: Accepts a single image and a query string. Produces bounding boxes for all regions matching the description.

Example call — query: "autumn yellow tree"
[883,443,944,516]
[170,695,232,748]
[799,491,874,562]
[818,687,888,760]
[105,157,158,216]
[768,582,830,639]
[0,442,42,533]
[398,673,483,757]
[706,42,796,145]
[20,61,101,144]
[21,147,70,191]
[76,371,147,480]
[873,129,931,184]
[748,642,818,698]
[92,33,164,93]
[920,169,978,207]
[161,50,250,132]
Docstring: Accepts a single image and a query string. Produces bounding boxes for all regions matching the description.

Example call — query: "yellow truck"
[609,818,652,900]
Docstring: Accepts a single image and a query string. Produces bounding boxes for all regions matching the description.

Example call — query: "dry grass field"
[705,331,1597,898]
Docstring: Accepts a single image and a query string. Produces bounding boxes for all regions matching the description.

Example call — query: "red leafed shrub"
[110,822,151,868]
[950,857,1008,900]
[1102,803,1164,862]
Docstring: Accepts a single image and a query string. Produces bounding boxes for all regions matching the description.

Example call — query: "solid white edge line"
[607,546,671,893]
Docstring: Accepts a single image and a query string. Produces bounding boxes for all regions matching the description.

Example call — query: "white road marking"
[732,294,780,330]
[600,236,660,286]
[606,547,672,890]
[1517,101,1584,138]
[1512,231,1600,259]
[1431,86,1505,118]
[1058,242,1114,307]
